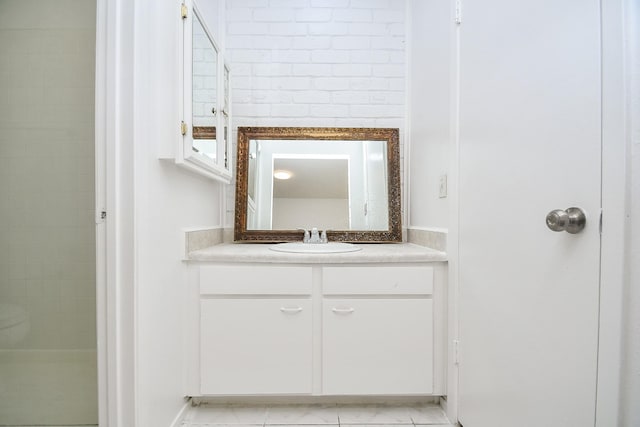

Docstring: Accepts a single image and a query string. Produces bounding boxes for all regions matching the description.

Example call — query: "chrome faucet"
[309,227,321,243]
[299,227,328,243]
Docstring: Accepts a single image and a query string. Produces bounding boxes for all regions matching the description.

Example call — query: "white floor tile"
[337,405,413,424]
[265,404,339,425]
[408,404,450,424]
[268,425,339,427]
[186,424,262,427]
[184,403,453,427]
[188,405,268,425]
[340,424,414,427]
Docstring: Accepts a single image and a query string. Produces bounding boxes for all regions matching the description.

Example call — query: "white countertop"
[187,242,447,264]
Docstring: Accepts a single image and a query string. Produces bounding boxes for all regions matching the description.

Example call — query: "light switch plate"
[439,174,448,198]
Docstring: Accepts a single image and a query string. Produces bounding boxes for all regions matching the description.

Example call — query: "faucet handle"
[320,230,328,243]
[297,228,310,243]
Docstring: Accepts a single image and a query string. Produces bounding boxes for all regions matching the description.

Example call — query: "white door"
[457,1,602,426]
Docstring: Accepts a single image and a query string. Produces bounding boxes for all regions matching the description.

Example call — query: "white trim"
[404,0,412,231]
[446,0,461,421]
[182,225,223,233]
[94,0,109,425]
[407,226,449,234]
[167,157,233,182]
[95,0,136,425]
[596,0,627,425]
[170,399,193,427]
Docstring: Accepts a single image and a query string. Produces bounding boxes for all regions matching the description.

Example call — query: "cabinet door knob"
[280,307,303,314]
[331,307,355,315]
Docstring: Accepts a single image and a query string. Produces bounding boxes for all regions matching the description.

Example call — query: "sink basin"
[269,242,362,254]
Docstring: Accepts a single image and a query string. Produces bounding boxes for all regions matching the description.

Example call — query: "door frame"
[94,0,109,424]
[448,0,628,425]
[95,0,136,425]
[594,0,627,424]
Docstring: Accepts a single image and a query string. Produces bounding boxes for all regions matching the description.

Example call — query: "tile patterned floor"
[183,403,455,427]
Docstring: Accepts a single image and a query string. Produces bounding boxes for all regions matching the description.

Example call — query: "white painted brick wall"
[224,0,407,229]
[226,0,406,128]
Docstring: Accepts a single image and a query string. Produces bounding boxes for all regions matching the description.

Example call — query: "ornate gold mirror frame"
[234,127,402,243]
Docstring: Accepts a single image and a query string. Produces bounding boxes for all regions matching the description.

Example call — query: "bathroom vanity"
[185,243,447,398]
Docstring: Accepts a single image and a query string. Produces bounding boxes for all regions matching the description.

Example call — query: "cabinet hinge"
[453,339,460,365]
[181,3,188,19]
[455,0,462,24]
[181,121,187,136]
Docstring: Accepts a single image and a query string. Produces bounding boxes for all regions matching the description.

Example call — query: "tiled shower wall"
[224,0,406,228]
[0,0,96,349]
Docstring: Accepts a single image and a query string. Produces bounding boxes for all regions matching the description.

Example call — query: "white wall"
[621,0,640,424]
[0,0,96,350]
[225,0,407,228]
[407,0,451,230]
[130,1,223,425]
[226,0,405,127]
[273,198,349,229]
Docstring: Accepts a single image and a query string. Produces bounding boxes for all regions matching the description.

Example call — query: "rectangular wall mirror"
[235,127,402,242]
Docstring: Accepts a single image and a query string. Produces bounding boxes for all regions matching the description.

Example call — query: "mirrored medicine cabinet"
[172,0,231,183]
[234,127,402,243]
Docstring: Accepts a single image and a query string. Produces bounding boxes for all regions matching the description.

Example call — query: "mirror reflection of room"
[191,10,217,160]
[272,158,349,230]
[247,139,388,232]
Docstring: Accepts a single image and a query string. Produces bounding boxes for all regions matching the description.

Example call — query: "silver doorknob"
[546,207,586,234]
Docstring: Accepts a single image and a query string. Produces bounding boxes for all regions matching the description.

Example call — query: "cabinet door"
[323,298,433,395]
[201,298,312,395]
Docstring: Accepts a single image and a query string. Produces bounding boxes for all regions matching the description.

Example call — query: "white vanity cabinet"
[322,266,434,395]
[189,257,447,397]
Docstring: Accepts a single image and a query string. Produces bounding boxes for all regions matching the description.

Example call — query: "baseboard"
[191,396,441,405]
[170,398,192,427]
[439,396,447,413]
